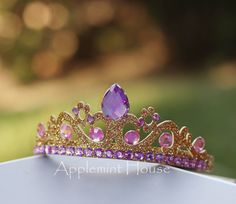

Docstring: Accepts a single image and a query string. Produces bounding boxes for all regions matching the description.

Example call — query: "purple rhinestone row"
[34,146,207,170]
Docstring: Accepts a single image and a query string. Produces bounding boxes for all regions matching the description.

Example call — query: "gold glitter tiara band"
[34,84,214,171]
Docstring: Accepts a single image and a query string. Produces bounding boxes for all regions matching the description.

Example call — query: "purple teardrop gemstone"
[102,84,129,120]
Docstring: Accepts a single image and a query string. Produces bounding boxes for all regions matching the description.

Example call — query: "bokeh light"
[23,1,51,30]
[48,3,69,30]
[85,1,114,26]
[0,11,22,40]
[50,30,78,58]
[32,51,61,79]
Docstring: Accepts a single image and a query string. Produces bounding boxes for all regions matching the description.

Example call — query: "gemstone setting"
[125,150,134,160]
[134,152,144,160]
[84,148,93,157]
[159,132,173,148]
[60,124,73,139]
[192,137,205,153]
[152,113,160,121]
[72,107,79,115]
[87,114,95,124]
[66,147,75,156]
[124,130,140,145]
[105,149,113,158]
[37,123,46,137]
[75,147,83,156]
[94,148,103,157]
[89,127,104,142]
[137,117,145,127]
[115,151,124,159]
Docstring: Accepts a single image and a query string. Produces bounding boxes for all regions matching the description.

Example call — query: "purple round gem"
[87,114,95,124]
[174,157,181,166]
[125,150,134,160]
[169,155,174,163]
[66,147,75,156]
[58,146,66,155]
[137,117,145,127]
[89,127,104,142]
[105,149,113,158]
[39,146,45,154]
[45,145,51,154]
[155,153,163,162]
[152,113,160,121]
[196,160,207,170]
[189,159,197,169]
[163,155,171,164]
[84,148,93,157]
[182,158,190,168]
[115,151,124,159]
[94,148,103,157]
[37,123,46,137]
[196,160,203,169]
[75,147,83,156]
[51,146,58,154]
[134,152,144,160]
[34,146,45,154]
[72,107,79,115]
[146,152,154,161]
[102,84,129,120]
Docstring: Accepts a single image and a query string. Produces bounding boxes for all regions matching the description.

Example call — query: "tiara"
[34,84,213,171]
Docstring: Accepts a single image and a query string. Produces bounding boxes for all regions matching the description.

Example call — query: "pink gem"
[124,130,140,145]
[37,123,46,137]
[159,132,173,148]
[89,127,104,142]
[60,124,73,139]
[192,137,205,153]
[152,113,160,121]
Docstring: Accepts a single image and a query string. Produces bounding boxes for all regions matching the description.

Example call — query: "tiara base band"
[34,145,209,171]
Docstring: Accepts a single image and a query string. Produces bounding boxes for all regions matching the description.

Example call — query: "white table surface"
[0,155,235,204]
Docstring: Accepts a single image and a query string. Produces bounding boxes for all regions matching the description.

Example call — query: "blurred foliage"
[1,0,236,82]
[0,0,159,82]
[148,0,236,68]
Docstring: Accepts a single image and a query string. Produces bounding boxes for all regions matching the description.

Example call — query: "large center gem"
[102,84,129,120]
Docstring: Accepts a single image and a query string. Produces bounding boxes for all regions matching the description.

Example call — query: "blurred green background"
[0,0,236,178]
